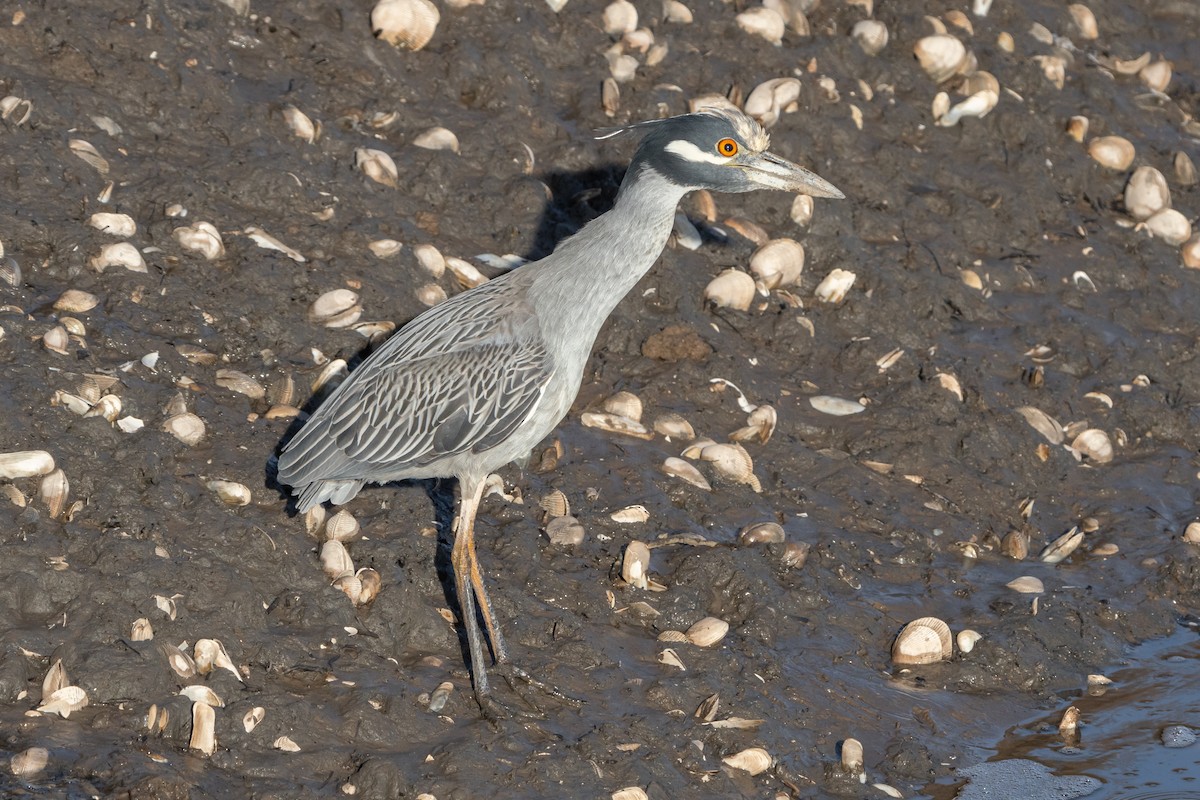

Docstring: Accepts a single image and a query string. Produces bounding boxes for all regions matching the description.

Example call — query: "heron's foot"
[497,662,585,707]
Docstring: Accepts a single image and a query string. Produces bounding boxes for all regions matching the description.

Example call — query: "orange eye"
[716,138,739,157]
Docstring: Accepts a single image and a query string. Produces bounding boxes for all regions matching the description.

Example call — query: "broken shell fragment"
[704,269,756,311]
[282,105,319,143]
[661,457,712,491]
[173,222,225,260]
[308,289,362,328]
[163,413,206,446]
[37,685,89,718]
[131,617,154,641]
[743,78,802,129]
[1124,166,1171,221]
[215,369,266,400]
[88,212,137,237]
[356,568,382,605]
[892,617,953,665]
[722,746,773,776]
[936,90,998,127]
[1067,3,1098,38]
[685,616,729,647]
[611,505,650,524]
[43,660,69,697]
[913,34,967,83]
[0,450,55,479]
[180,685,225,708]
[355,148,399,187]
[749,238,805,289]
[1140,60,1171,92]
[1088,136,1135,171]
[371,0,439,50]
[730,404,777,444]
[814,268,856,303]
[207,480,252,507]
[69,139,109,174]
[1039,526,1084,563]
[243,706,265,732]
[956,629,982,653]
[581,411,653,439]
[1017,406,1064,444]
[194,638,242,682]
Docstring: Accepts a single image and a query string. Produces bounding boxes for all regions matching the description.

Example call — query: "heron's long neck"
[531,168,688,351]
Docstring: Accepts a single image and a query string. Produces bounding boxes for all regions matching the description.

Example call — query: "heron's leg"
[465,518,509,665]
[452,477,491,698]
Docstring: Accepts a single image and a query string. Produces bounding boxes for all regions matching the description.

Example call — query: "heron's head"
[606,106,843,199]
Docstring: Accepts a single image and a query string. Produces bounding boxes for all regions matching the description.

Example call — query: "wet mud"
[1,0,1199,797]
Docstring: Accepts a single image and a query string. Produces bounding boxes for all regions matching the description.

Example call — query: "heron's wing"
[325,336,552,469]
[280,275,553,481]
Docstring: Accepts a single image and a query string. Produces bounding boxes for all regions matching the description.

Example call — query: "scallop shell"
[602,391,643,423]
[324,509,361,542]
[722,746,773,775]
[699,443,762,492]
[333,574,362,604]
[356,568,382,605]
[749,238,805,289]
[685,616,729,647]
[891,617,952,665]
[371,0,439,50]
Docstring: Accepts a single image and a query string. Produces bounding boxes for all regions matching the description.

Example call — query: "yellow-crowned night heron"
[277,106,842,711]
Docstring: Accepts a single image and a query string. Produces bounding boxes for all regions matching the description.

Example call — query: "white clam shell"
[173,222,225,260]
[412,126,459,153]
[749,238,805,289]
[622,541,651,589]
[814,268,856,303]
[54,289,100,313]
[661,457,712,490]
[308,289,362,328]
[1143,208,1192,247]
[722,746,773,775]
[699,443,761,491]
[37,685,89,718]
[603,391,643,422]
[1182,235,1200,270]
[39,468,70,519]
[736,7,786,45]
[10,747,49,777]
[207,480,251,507]
[685,616,729,647]
[956,629,982,653]
[1124,166,1171,221]
[1068,3,1098,38]
[1070,428,1113,463]
[913,34,967,83]
[602,0,637,35]
[704,269,756,311]
[243,706,266,732]
[1088,136,1135,171]
[163,412,206,446]
[611,505,650,524]
[1007,575,1045,593]
[180,684,225,708]
[89,241,147,273]
[189,701,216,755]
[0,450,56,479]
[216,369,266,400]
[743,78,801,128]
[841,737,864,773]
[1039,527,1084,563]
[852,19,889,55]
[371,0,439,50]
[88,212,137,237]
[1017,406,1064,444]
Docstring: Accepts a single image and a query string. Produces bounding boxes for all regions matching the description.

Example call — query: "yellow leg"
[452,477,492,698]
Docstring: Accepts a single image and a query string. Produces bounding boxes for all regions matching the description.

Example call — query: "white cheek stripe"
[664,139,731,165]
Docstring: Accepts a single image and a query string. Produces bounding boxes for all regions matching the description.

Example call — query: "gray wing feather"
[278,274,552,489]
